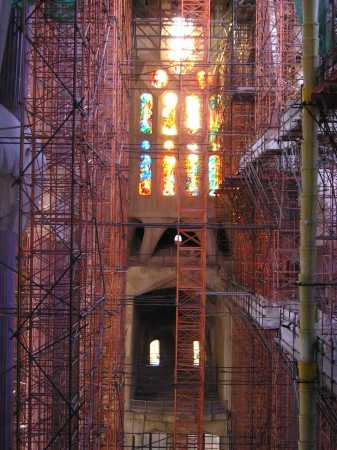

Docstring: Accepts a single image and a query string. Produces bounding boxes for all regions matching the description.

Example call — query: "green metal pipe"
[298,1,319,450]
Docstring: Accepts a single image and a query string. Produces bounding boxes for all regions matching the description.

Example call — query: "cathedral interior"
[0,0,337,449]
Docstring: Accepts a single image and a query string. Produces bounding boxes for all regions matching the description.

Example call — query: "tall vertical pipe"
[298,1,319,450]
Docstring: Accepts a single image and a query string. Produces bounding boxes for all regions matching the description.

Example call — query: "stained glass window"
[185,95,201,134]
[162,155,176,196]
[209,95,221,142]
[152,69,168,89]
[161,92,178,136]
[164,140,175,150]
[139,154,152,195]
[185,153,199,196]
[140,93,153,134]
[141,140,151,151]
[197,70,206,89]
[209,155,220,196]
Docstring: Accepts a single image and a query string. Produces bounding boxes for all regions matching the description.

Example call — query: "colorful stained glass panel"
[139,154,152,195]
[185,153,200,196]
[140,93,153,135]
[162,155,176,196]
[140,140,151,151]
[197,71,206,89]
[161,92,178,136]
[209,155,220,196]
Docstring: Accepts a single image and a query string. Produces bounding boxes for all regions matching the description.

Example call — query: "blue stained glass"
[141,140,151,151]
[140,93,153,134]
[139,154,152,195]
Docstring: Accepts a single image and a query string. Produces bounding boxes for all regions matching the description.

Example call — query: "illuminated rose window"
[161,92,178,136]
[209,155,221,196]
[139,93,153,135]
[185,95,201,134]
[151,69,168,89]
[139,154,152,195]
[162,155,176,196]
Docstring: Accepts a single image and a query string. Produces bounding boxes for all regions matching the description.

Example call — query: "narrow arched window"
[193,340,200,366]
[149,339,160,366]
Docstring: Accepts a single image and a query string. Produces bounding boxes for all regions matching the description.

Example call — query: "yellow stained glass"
[161,92,178,136]
[197,71,206,89]
[185,95,201,134]
[162,155,176,196]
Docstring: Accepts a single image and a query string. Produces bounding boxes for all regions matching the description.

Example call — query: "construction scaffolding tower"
[14,1,130,449]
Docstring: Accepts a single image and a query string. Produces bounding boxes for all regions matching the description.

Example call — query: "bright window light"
[168,18,194,61]
[197,70,206,89]
[149,339,160,366]
[185,95,201,134]
[162,155,176,196]
[193,340,200,366]
[152,69,168,88]
[164,139,175,150]
[161,92,178,136]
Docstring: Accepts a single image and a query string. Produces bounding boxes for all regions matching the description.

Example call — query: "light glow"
[140,93,153,134]
[162,155,176,196]
[187,143,198,152]
[161,92,178,136]
[209,155,221,196]
[139,154,152,195]
[185,95,201,134]
[149,339,160,366]
[152,69,168,88]
[185,153,200,196]
[164,140,175,150]
[166,18,196,73]
[193,341,200,366]
[197,70,206,89]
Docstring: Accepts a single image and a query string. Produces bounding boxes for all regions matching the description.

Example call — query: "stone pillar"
[139,227,165,263]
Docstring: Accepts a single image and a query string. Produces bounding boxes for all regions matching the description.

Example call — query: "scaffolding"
[215,0,337,448]
[14,1,130,449]
[173,2,210,450]
[5,0,337,449]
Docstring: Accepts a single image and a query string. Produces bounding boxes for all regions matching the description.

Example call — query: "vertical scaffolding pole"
[173,1,210,448]
[298,1,319,449]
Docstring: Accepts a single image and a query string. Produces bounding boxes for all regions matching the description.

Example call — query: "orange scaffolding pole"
[173,1,210,448]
